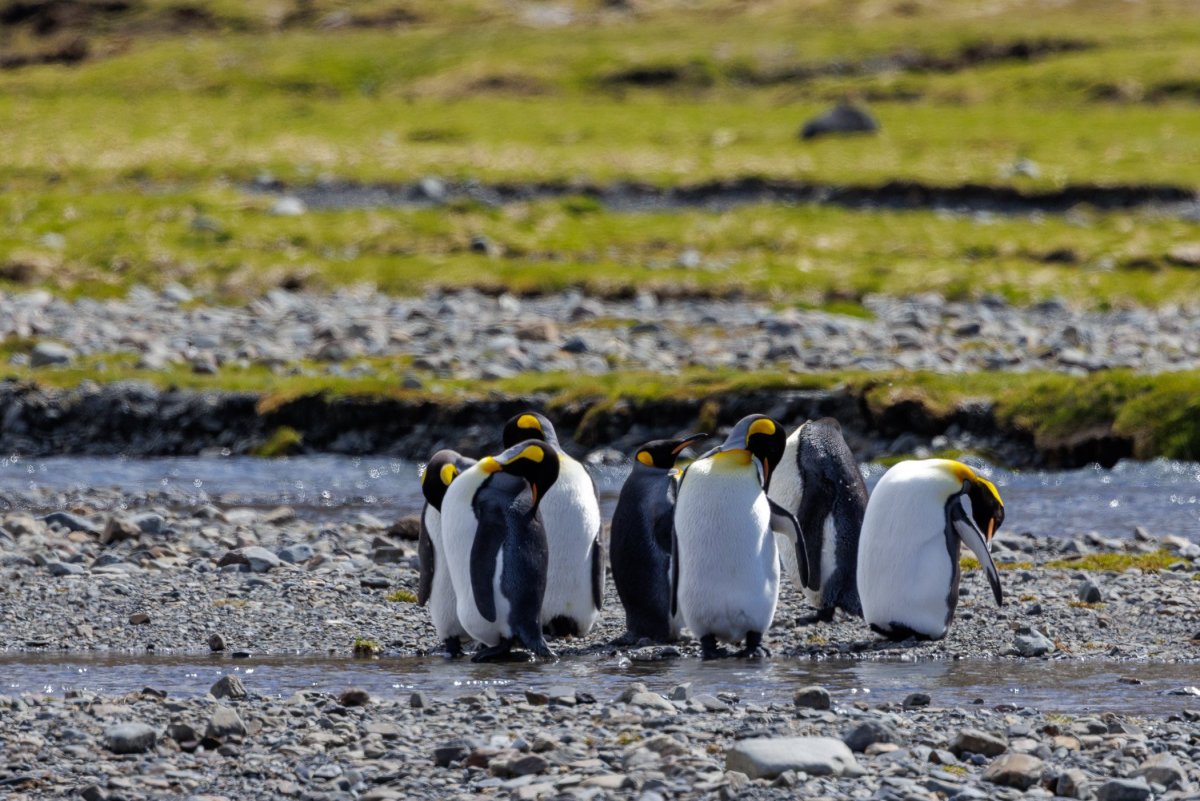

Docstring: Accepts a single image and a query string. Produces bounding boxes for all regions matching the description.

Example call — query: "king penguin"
[417,449,477,657]
[857,459,1005,641]
[439,440,561,662]
[609,433,707,644]
[767,418,868,622]
[672,414,807,660]
[502,412,603,638]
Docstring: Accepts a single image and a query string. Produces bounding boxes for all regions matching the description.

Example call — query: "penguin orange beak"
[529,483,539,507]
[986,518,996,541]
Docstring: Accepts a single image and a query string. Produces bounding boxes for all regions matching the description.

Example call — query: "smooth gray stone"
[726,736,865,779]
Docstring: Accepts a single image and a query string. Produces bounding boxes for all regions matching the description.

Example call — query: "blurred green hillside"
[2,0,1200,305]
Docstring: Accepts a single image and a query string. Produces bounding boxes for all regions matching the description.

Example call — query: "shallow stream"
[2,652,1198,715]
[2,455,1199,540]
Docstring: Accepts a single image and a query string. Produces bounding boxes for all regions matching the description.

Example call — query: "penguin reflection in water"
[672,415,807,660]
[502,412,604,639]
[439,441,561,662]
[858,459,1005,641]
[609,434,707,644]
[417,449,477,658]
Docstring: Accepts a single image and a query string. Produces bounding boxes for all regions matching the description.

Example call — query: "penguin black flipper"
[501,500,554,657]
[768,497,809,593]
[670,526,680,619]
[590,537,604,610]
[470,475,524,623]
[417,503,435,607]
[950,502,1003,607]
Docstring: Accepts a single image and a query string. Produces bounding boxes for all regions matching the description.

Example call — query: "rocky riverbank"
[2,669,1198,801]
[1,499,1198,660]
[2,487,1199,801]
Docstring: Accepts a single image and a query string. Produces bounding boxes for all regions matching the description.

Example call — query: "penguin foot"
[610,630,640,647]
[871,623,938,643]
[734,631,770,659]
[471,638,515,663]
[443,637,465,659]
[699,634,731,661]
[795,608,836,626]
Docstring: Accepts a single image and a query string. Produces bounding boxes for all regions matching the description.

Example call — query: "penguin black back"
[795,418,868,617]
[610,434,706,643]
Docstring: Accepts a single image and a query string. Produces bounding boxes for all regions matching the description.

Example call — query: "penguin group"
[417,409,1006,661]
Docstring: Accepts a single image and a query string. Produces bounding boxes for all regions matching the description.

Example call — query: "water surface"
[2,652,1196,715]
[2,455,1198,540]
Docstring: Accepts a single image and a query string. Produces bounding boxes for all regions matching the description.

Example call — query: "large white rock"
[725,736,864,779]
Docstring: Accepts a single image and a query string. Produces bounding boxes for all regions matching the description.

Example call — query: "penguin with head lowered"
[501,412,603,638]
[672,414,807,660]
[857,459,1005,641]
[417,449,478,657]
[439,440,561,662]
[610,433,707,644]
[767,418,868,622]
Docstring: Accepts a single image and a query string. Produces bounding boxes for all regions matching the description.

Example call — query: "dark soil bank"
[0,380,1130,468]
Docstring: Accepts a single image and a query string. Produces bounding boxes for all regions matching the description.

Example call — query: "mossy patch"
[960,557,1033,571]
[386,589,418,603]
[253,426,303,458]
[352,637,382,657]
[1044,549,1179,572]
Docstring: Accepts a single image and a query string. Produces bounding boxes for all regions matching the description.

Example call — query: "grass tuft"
[1045,550,1179,572]
[386,589,418,603]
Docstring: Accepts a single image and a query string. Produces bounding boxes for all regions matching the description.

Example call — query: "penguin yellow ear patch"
[976,476,1004,508]
[748,418,776,437]
[637,451,654,467]
[480,457,502,474]
[514,444,545,463]
[517,414,542,431]
[439,463,458,486]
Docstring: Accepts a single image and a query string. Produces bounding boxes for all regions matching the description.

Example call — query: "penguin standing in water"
[501,412,603,638]
[610,434,707,644]
[858,459,1005,641]
[417,449,477,657]
[672,414,807,660]
[439,440,561,662]
[767,418,868,622]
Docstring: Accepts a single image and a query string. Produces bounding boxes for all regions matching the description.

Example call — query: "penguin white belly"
[424,506,467,641]
[858,474,954,639]
[767,434,807,595]
[676,459,779,642]
[440,470,508,647]
[539,456,601,634]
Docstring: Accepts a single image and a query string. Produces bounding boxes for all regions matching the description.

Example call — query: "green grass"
[386,589,418,603]
[1045,550,1181,572]
[4,186,1200,307]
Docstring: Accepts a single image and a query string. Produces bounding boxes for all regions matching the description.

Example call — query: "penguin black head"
[716,414,787,490]
[633,433,708,469]
[420,449,477,511]
[502,411,562,450]
[963,469,1005,542]
[479,439,561,511]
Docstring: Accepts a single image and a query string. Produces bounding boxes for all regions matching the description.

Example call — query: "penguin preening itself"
[502,412,603,638]
[857,459,1005,641]
[439,440,561,662]
[767,418,868,622]
[672,415,807,660]
[418,449,477,657]
[610,433,707,644]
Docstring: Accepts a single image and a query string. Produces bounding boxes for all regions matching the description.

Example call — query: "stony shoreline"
[2,487,1199,801]
[2,499,1197,661]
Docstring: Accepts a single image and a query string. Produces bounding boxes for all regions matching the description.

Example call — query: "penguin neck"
[712,449,752,468]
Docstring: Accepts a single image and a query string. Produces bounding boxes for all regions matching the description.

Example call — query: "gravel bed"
[1,503,1198,661]
[6,286,1200,379]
